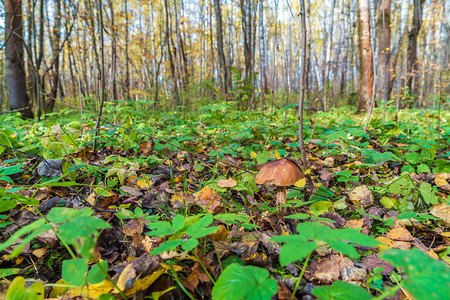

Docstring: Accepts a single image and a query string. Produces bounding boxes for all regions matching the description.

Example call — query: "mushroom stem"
[276,187,287,213]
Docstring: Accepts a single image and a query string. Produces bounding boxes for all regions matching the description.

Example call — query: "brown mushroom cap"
[254,159,304,186]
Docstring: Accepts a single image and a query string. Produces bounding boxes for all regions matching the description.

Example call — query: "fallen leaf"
[376,237,396,250]
[217,178,237,188]
[341,266,367,282]
[208,224,229,241]
[295,178,306,187]
[123,219,143,237]
[194,186,221,212]
[430,203,450,225]
[348,186,373,208]
[120,186,143,197]
[435,173,450,191]
[32,248,48,259]
[65,281,114,298]
[385,227,414,241]
[344,219,364,229]
[361,254,394,275]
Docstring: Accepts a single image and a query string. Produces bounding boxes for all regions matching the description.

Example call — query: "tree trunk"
[240,0,252,83]
[258,0,267,113]
[356,0,374,112]
[214,0,229,98]
[124,0,130,99]
[405,0,425,105]
[321,0,336,111]
[376,0,391,117]
[164,0,180,107]
[5,0,33,118]
[389,0,409,97]
[46,0,61,112]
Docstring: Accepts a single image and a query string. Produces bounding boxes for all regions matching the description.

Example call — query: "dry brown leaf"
[182,262,210,292]
[123,219,143,236]
[116,264,137,291]
[435,173,450,191]
[141,235,160,254]
[385,227,414,241]
[217,178,237,188]
[36,229,58,248]
[120,186,143,197]
[430,203,450,225]
[361,254,394,275]
[309,255,353,283]
[32,248,48,259]
[344,219,364,229]
[341,266,367,282]
[208,224,229,241]
[348,186,373,207]
[194,186,221,212]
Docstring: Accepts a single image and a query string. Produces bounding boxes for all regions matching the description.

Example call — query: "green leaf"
[5,276,45,300]
[285,213,310,220]
[418,182,438,205]
[87,260,108,284]
[0,164,23,176]
[187,214,217,238]
[326,240,359,258]
[0,268,20,277]
[312,281,372,300]
[47,207,94,223]
[256,151,271,164]
[62,259,88,286]
[309,201,332,216]
[420,148,435,163]
[388,175,414,195]
[171,214,186,233]
[401,164,415,174]
[405,152,421,165]
[278,241,317,266]
[151,239,183,255]
[147,221,173,237]
[382,249,450,300]
[433,159,450,173]
[380,196,396,209]
[396,212,418,219]
[0,198,17,213]
[214,213,249,224]
[182,238,199,251]
[416,163,431,174]
[212,264,278,300]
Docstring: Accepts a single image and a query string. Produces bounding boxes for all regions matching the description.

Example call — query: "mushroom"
[255,159,304,212]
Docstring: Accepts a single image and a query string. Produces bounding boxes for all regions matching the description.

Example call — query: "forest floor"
[0,103,449,299]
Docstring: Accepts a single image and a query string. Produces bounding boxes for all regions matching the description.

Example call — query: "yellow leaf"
[32,248,48,259]
[123,268,165,297]
[135,177,152,189]
[49,279,69,298]
[10,132,18,138]
[86,192,96,206]
[160,263,183,271]
[65,280,114,298]
[295,178,306,187]
[274,150,281,160]
[250,151,257,159]
[376,237,396,250]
